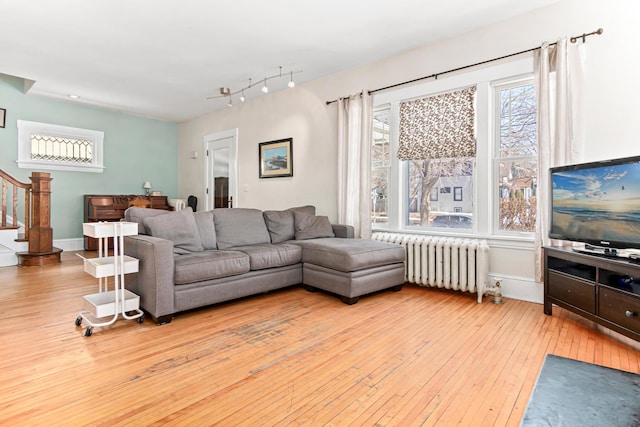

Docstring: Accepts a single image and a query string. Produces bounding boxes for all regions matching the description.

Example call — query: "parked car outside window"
[431,213,472,229]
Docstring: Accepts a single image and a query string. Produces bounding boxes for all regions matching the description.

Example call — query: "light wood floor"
[1,251,639,426]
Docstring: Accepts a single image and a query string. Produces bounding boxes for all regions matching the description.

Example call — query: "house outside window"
[17,120,104,173]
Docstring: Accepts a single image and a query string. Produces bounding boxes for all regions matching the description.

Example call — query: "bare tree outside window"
[407,158,473,227]
[497,82,537,232]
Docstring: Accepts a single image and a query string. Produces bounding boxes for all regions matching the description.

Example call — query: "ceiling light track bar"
[207,67,303,101]
[325,27,603,105]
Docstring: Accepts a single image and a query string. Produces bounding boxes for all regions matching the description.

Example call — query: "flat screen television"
[549,155,640,254]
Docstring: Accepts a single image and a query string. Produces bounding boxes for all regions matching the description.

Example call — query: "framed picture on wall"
[259,138,293,178]
[0,108,5,128]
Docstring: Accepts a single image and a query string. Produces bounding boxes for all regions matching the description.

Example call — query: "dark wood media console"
[544,246,640,342]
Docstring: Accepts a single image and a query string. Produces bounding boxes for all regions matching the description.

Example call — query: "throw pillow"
[124,207,169,235]
[143,207,204,255]
[293,211,335,240]
[193,210,217,250]
[263,210,295,243]
[263,205,317,243]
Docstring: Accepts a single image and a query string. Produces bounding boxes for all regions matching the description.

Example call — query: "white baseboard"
[53,238,85,252]
[488,273,543,304]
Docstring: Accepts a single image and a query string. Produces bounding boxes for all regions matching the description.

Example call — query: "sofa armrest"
[124,235,176,320]
[331,224,354,239]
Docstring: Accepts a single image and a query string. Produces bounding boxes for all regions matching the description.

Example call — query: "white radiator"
[372,233,489,303]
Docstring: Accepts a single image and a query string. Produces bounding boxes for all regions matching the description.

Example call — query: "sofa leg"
[303,285,317,293]
[153,314,174,325]
[391,284,404,292]
[340,295,360,305]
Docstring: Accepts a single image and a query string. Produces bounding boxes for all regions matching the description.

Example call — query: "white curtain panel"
[534,38,586,282]
[337,92,372,239]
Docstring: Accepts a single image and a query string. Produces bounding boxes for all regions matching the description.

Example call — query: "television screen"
[550,155,640,251]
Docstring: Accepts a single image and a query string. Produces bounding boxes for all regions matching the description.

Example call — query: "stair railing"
[0,170,54,254]
[0,169,32,242]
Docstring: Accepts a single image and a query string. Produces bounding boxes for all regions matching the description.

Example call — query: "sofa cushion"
[293,211,335,240]
[213,208,271,249]
[193,210,216,250]
[292,238,405,272]
[174,250,250,284]
[124,207,169,235]
[263,205,316,243]
[230,243,302,270]
[143,208,204,255]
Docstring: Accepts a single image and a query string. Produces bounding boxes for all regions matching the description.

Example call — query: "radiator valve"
[486,279,505,304]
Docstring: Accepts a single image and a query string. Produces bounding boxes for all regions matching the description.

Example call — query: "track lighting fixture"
[206,67,302,106]
[288,71,295,88]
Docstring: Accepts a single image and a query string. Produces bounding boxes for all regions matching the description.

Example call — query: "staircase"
[0,227,27,267]
[0,170,61,267]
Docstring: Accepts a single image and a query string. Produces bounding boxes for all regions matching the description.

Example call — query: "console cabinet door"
[547,271,596,313]
[599,288,640,334]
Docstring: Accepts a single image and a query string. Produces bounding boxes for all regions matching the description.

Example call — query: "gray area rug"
[521,354,640,427]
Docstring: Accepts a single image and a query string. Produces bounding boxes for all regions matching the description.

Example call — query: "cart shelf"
[83,256,139,278]
[84,289,140,318]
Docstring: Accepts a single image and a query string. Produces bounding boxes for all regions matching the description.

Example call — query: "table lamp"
[143,181,151,196]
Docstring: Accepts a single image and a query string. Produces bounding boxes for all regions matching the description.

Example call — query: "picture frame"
[0,108,5,128]
[259,138,293,178]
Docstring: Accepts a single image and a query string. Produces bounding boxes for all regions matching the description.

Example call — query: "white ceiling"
[1,0,558,123]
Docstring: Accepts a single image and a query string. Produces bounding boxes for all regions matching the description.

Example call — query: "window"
[371,107,390,226]
[407,158,473,228]
[17,120,104,173]
[494,80,537,233]
[454,187,463,201]
[371,57,536,241]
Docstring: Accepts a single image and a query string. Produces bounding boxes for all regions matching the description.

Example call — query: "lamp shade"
[143,181,151,189]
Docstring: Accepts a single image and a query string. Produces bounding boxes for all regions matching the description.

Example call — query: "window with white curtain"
[370,57,537,241]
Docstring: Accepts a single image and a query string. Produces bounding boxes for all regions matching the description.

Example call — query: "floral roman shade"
[397,85,477,160]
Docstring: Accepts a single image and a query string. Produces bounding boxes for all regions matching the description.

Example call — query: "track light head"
[227,96,233,107]
[261,78,269,93]
[240,89,245,103]
[288,71,295,88]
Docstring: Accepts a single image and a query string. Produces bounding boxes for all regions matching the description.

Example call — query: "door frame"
[204,128,238,211]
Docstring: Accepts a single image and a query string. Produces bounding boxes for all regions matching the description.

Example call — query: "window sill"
[17,160,104,173]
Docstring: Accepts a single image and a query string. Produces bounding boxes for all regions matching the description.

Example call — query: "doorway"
[204,129,238,210]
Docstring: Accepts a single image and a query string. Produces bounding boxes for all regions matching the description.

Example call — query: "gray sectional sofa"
[123,205,405,324]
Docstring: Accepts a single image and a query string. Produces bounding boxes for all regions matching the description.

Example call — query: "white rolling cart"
[75,221,144,336]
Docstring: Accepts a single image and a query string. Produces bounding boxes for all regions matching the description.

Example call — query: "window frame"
[491,77,537,238]
[371,56,536,245]
[17,120,104,173]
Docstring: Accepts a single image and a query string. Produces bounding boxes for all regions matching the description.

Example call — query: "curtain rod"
[325,28,603,105]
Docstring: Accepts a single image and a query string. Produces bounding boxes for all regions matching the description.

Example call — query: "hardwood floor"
[1,251,638,426]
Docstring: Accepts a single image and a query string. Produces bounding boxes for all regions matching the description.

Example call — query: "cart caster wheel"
[137,315,144,324]
[75,316,82,327]
[84,327,93,337]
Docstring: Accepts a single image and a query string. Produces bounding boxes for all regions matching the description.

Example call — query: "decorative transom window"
[17,120,104,173]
